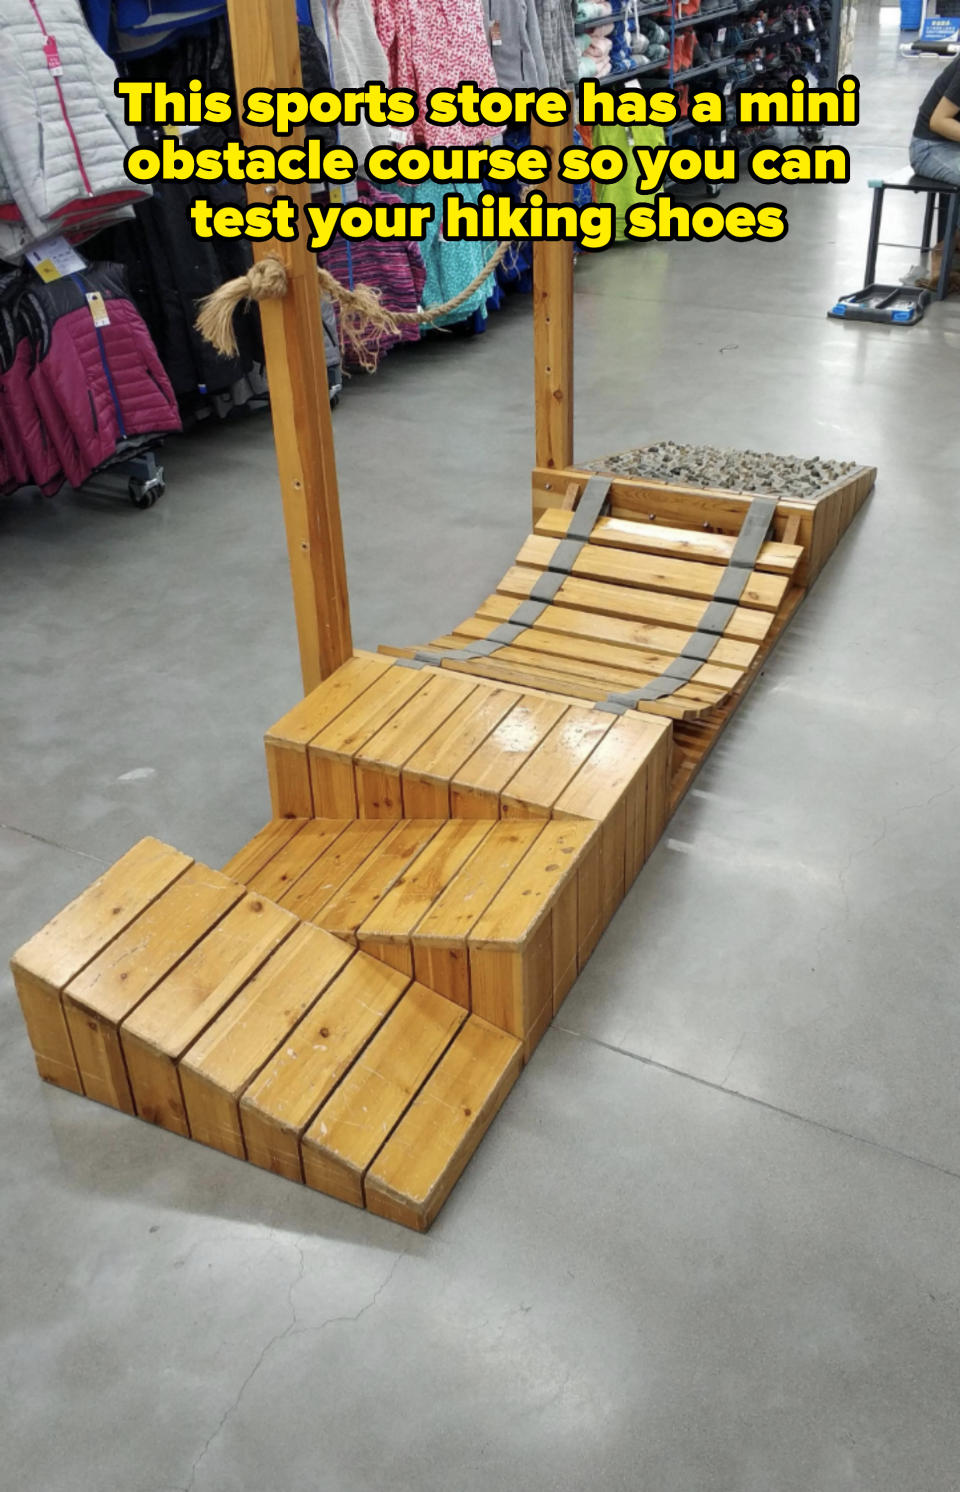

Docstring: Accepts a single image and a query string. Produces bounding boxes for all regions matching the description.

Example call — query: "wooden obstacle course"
[9,14,877,1228]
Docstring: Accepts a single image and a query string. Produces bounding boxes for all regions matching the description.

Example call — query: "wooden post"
[225,0,352,692]
[530,113,575,472]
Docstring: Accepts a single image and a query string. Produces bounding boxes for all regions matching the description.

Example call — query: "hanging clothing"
[481,0,548,89]
[592,120,665,240]
[0,0,149,262]
[372,0,500,146]
[393,180,496,328]
[315,180,426,366]
[311,0,395,169]
[534,0,578,87]
[1,261,180,493]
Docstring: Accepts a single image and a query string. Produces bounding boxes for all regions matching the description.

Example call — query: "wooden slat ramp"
[11,465,874,1230]
[12,842,528,1232]
[378,500,804,721]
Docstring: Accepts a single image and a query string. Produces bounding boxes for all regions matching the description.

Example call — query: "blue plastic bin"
[900,0,923,29]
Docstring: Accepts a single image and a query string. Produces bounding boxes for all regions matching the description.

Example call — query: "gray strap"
[659,654,701,683]
[410,478,613,669]
[566,475,614,540]
[711,565,751,605]
[547,537,584,574]
[529,568,567,603]
[592,494,777,713]
[729,495,777,567]
[544,475,612,574]
[676,630,716,662]
[509,598,549,627]
[697,600,737,636]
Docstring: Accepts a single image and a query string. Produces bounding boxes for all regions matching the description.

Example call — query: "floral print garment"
[373,0,500,145]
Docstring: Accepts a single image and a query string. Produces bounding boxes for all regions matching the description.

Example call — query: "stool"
[865,169,960,301]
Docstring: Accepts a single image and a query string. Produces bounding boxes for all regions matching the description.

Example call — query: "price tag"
[43,34,62,75]
[814,45,821,60]
[490,19,502,44]
[25,234,86,280]
[327,181,359,205]
[718,26,726,40]
[724,78,734,93]
[805,15,815,31]
[793,20,800,33]
[756,20,764,31]
[85,290,110,327]
[388,126,407,144]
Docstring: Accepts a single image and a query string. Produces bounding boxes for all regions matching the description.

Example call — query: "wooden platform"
[11,841,525,1232]
[10,461,874,1231]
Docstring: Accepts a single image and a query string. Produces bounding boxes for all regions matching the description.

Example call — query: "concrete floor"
[4,9,960,1489]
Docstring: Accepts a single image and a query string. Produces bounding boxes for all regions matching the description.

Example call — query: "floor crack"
[180,1244,406,1491]
[180,1237,306,1492]
[0,820,106,864]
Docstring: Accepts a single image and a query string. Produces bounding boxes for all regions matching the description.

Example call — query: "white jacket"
[0,0,149,260]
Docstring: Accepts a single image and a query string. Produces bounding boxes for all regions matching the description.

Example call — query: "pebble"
[588,442,858,500]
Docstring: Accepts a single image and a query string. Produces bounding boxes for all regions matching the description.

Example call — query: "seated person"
[909,55,960,280]
[910,54,960,180]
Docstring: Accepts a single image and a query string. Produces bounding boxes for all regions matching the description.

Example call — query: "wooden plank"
[470,911,555,1052]
[11,837,192,1094]
[316,819,445,943]
[356,821,495,971]
[500,706,614,817]
[516,533,787,611]
[532,465,813,538]
[530,115,574,472]
[307,666,430,816]
[301,982,467,1208]
[536,507,803,575]
[179,922,353,1158]
[497,563,772,645]
[353,673,477,818]
[552,874,579,1012]
[240,952,409,1181]
[449,695,568,817]
[247,818,349,902]
[226,0,351,690]
[63,865,244,1114]
[644,720,674,864]
[425,640,718,720]
[365,1016,523,1231]
[576,827,604,966]
[119,893,298,1135]
[400,684,521,817]
[474,591,758,671]
[220,818,308,883]
[413,820,546,1008]
[265,653,397,817]
[555,714,671,924]
[447,615,739,696]
[278,820,398,923]
[469,819,597,1042]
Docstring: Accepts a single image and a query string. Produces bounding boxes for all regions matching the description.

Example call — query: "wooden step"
[270,660,671,854]
[11,837,193,1093]
[11,843,522,1233]
[236,812,602,1053]
[364,1015,522,1232]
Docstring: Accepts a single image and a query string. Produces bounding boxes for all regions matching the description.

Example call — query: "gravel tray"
[587,442,860,500]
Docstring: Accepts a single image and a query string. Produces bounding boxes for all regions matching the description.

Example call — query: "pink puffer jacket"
[13,263,180,490]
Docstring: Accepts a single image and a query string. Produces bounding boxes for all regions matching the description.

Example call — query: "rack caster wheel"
[128,467,165,509]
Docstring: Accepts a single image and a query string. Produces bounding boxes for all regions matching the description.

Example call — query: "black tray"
[828,283,932,324]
